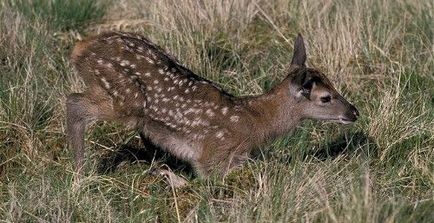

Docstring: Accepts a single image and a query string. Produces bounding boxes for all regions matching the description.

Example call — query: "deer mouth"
[338,118,355,124]
[327,117,356,124]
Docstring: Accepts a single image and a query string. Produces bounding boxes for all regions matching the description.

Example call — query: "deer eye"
[320,95,331,103]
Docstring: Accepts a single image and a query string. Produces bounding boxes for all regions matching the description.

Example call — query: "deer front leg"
[194,150,250,179]
[138,132,189,188]
[151,166,189,188]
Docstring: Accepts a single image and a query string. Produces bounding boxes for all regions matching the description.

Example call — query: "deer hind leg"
[66,91,114,173]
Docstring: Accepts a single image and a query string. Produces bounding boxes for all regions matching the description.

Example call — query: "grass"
[0,0,433,222]
[9,0,108,31]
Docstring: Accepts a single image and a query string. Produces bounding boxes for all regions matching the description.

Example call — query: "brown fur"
[67,32,359,177]
[70,38,95,64]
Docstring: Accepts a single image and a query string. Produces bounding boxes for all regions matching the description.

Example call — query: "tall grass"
[1,0,433,222]
[9,0,108,31]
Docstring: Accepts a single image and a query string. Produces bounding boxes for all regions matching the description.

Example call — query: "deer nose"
[351,105,359,117]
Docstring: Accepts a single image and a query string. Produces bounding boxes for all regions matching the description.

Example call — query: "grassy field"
[0,0,433,222]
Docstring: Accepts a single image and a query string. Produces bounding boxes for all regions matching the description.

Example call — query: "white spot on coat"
[221,107,228,115]
[206,109,215,117]
[230,115,240,122]
[216,131,224,138]
[100,77,110,89]
[120,60,130,66]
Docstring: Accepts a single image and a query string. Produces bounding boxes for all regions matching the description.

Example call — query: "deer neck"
[244,78,303,142]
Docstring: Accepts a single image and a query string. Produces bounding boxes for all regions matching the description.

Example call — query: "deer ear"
[290,34,306,67]
[289,69,314,101]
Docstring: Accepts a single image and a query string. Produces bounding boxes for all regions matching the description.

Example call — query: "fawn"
[67,32,359,182]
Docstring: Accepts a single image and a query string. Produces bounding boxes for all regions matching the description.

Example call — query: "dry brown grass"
[1,0,433,222]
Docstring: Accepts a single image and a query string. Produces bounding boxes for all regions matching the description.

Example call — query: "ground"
[0,0,433,222]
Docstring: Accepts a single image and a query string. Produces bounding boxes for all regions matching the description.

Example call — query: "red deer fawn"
[67,32,359,182]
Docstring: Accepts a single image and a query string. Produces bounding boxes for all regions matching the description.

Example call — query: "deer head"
[287,34,359,124]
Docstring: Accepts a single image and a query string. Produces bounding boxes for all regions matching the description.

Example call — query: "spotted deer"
[67,32,359,183]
